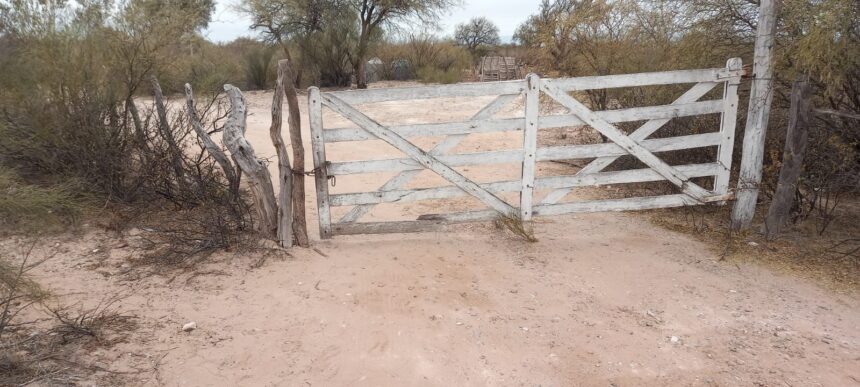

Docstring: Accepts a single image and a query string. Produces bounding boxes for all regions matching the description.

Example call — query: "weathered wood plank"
[533,194,728,217]
[323,100,722,142]
[331,220,454,235]
[419,193,733,223]
[308,87,333,239]
[340,94,519,223]
[731,0,778,230]
[329,163,721,206]
[714,58,743,195]
[520,74,540,220]
[328,80,526,104]
[541,81,720,205]
[552,67,745,91]
[320,93,517,216]
[541,79,712,201]
[328,132,722,175]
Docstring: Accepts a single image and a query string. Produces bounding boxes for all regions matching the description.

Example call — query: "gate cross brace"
[320,93,518,217]
[340,94,519,223]
[541,81,719,204]
[540,80,712,202]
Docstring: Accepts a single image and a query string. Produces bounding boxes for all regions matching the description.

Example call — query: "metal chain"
[291,166,335,186]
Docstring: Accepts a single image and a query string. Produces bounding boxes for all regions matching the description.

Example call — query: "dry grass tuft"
[1,246,140,385]
[43,295,138,346]
[494,212,539,243]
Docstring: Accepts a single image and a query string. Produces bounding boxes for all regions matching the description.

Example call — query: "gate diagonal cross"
[541,81,719,205]
[319,92,518,217]
[540,79,714,202]
[340,94,518,223]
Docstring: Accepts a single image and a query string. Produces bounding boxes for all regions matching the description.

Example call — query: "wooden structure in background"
[479,56,521,81]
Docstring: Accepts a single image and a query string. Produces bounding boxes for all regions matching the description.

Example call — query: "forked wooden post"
[278,59,310,247]
[714,58,743,195]
[309,87,333,239]
[731,0,778,230]
[520,73,540,220]
[270,63,294,248]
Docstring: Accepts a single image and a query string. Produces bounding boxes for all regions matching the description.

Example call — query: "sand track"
[9,85,859,386]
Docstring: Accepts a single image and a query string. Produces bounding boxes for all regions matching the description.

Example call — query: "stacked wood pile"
[479,56,521,81]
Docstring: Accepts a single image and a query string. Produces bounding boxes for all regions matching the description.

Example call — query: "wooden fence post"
[731,0,778,230]
[521,73,539,220]
[309,87,333,239]
[764,76,812,239]
[278,59,310,247]
[270,63,294,247]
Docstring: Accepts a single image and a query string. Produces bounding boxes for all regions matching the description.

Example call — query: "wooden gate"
[309,58,744,239]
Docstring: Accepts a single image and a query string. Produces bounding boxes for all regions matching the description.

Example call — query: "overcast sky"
[202,0,542,43]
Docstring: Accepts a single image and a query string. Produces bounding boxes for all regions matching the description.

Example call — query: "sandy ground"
[7,85,860,386]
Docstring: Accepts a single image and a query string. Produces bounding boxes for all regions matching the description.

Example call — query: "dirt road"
[13,85,859,386]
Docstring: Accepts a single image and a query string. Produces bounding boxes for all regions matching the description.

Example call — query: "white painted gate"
[309,59,744,239]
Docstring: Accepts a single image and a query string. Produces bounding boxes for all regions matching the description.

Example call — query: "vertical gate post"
[520,73,540,220]
[715,58,743,195]
[309,87,332,239]
[731,0,778,230]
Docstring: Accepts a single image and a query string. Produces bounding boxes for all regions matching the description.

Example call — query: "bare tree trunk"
[270,65,294,248]
[183,83,241,197]
[223,85,279,237]
[356,59,367,89]
[150,76,186,179]
[764,76,812,239]
[355,29,369,89]
[278,59,310,247]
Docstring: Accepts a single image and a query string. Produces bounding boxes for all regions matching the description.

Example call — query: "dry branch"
[150,77,186,179]
[184,84,241,196]
[223,85,278,237]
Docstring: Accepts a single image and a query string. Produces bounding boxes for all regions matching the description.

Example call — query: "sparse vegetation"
[494,213,539,243]
[0,168,85,232]
[1,246,139,385]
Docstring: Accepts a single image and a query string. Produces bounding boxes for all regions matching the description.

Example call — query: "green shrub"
[0,168,84,232]
[416,66,462,84]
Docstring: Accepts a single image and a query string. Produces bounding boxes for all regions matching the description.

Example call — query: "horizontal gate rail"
[327,132,721,175]
[551,67,744,91]
[328,79,527,104]
[309,59,744,238]
[323,99,722,142]
[329,163,722,206]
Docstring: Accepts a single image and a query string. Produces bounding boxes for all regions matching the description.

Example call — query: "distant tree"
[347,0,459,89]
[240,0,336,86]
[454,16,500,59]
